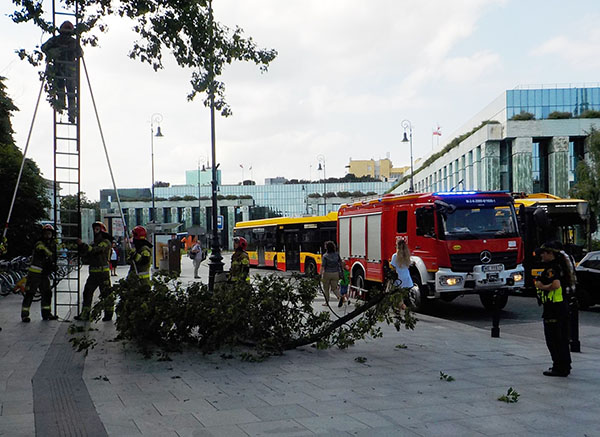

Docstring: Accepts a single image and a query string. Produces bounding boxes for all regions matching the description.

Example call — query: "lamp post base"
[208,248,224,291]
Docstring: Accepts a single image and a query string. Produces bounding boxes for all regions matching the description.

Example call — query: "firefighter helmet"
[132,225,147,240]
[233,236,247,251]
[42,224,55,232]
[59,21,74,34]
[92,221,107,232]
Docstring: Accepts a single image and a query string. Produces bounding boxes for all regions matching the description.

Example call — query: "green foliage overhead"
[82,273,416,357]
[389,120,500,192]
[548,111,572,119]
[10,0,277,117]
[510,111,535,121]
[0,76,50,257]
[571,128,600,231]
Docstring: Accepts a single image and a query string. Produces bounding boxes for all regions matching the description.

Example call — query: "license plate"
[483,264,503,272]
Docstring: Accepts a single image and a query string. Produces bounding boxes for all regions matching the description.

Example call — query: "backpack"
[558,250,577,293]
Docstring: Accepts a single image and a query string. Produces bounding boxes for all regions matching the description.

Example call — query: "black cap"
[535,240,563,255]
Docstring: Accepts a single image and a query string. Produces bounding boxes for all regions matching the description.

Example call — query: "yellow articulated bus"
[513,193,593,294]
[233,212,337,275]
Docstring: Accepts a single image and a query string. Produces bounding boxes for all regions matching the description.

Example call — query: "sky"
[2,0,600,201]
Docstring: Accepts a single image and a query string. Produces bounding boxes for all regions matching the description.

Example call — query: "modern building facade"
[346,158,408,181]
[100,178,395,248]
[392,85,600,197]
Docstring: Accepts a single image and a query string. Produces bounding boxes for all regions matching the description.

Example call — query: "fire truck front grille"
[449,252,518,273]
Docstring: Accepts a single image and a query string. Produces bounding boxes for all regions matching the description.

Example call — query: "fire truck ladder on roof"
[51,2,82,319]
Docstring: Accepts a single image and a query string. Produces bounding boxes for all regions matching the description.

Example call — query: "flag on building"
[240,164,244,169]
[433,125,442,136]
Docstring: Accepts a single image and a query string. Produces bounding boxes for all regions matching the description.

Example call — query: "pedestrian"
[41,20,82,123]
[321,241,342,306]
[127,226,152,284]
[535,241,571,377]
[110,241,118,276]
[190,239,203,279]
[21,224,58,322]
[338,263,350,307]
[390,237,413,310]
[75,221,113,321]
[230,237,250,283]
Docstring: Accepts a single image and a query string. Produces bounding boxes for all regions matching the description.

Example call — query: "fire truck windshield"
[440,205,518,240]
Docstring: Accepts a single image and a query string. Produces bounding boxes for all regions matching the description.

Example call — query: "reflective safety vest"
[537,286,564,304]
[128,243,152,280]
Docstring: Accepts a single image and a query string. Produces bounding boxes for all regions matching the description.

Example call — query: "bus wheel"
[480,293,508,310]
[407,271,428,312]
[305,259,318,277]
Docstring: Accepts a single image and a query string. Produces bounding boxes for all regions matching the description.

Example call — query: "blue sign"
[217,215,224,230]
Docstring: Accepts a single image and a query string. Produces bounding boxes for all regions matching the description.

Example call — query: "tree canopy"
[0,76,51,257]
[10,0,277,116]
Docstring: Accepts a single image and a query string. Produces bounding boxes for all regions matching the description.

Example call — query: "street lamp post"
[150,113,164,222]
[401,119,414,193]
[317,155,326,215]
[207,0,224,291]
[197,157,207,235]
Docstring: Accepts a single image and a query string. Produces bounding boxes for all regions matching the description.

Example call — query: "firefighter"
[75,221,113,321]
[21,224,58,322]
[230,236,250,283]
[41,20,82,123]
[535,241,572,377]
[127,226,153,284]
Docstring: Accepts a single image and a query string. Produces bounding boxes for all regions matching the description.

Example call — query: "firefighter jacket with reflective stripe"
[30,239,56,274]
[128,239,153,279]
[230,249,250,282]
[80,234,111,272]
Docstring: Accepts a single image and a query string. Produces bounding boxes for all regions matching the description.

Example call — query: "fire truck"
[337,191,525,310]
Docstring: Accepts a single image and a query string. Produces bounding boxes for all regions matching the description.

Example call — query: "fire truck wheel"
[352,269,365,291]
[407,271,428,312]
[479,293,508,310]
[305,259,318,278]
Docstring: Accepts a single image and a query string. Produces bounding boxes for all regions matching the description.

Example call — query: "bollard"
[491,291,500,338]
[569,295,581,352]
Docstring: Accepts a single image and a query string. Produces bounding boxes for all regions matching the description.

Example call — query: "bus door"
[284,228,300,271]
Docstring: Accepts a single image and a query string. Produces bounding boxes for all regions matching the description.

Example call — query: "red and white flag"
[432,125,442,136]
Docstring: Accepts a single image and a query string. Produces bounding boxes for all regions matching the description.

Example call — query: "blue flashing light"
[434,191,477,196]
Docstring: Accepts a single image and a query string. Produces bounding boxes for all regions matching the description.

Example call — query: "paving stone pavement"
[1,258,600,436]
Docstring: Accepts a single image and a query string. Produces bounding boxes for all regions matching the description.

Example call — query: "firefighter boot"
[74,307,90,321]
[42,306,59,321]
[21,307,31,323]
[102,312,113,322]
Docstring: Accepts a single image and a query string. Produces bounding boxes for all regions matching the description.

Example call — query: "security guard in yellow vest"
[230,237,250,283]
[535,241,571,377]
[127,226,152,284]
[75,221,113,321]
[21,224,58,322]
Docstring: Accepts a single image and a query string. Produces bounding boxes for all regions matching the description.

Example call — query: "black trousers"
[544,315,572,373]
[22,272,52,317]
[82,271,113,316]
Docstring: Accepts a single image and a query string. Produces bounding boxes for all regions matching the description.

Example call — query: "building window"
[475,146,482,190]
[163,207,172,223]
[467,151,473,190]
[135,208,143,226]
[499,140,513,191]
[192,207,200,225]
[122,209,129,228]
[532,140,549,193]
[569,137,585,188]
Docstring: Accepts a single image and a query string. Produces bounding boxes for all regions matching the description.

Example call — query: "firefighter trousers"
[81,271,113,318]
[21,272,52,319]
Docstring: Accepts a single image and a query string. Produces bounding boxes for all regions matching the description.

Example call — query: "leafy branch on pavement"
[498,387,520,403]
[71,273,416,359]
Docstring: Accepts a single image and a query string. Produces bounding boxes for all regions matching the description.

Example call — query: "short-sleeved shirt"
[391,254,413,288]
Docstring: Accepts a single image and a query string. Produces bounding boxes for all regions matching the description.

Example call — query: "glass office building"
[506,86,600,120]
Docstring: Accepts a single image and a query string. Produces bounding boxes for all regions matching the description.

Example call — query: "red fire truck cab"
[337,191,525,310]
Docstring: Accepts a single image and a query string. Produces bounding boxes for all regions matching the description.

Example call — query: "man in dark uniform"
[535,241,571,377]
[75,221,113,321]
[21,224,58,322]
[41,20,82,123]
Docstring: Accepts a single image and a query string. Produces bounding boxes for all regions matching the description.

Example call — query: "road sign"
[217,215,224,230]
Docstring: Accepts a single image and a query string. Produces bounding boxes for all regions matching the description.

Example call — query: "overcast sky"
[2,0,599,201]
